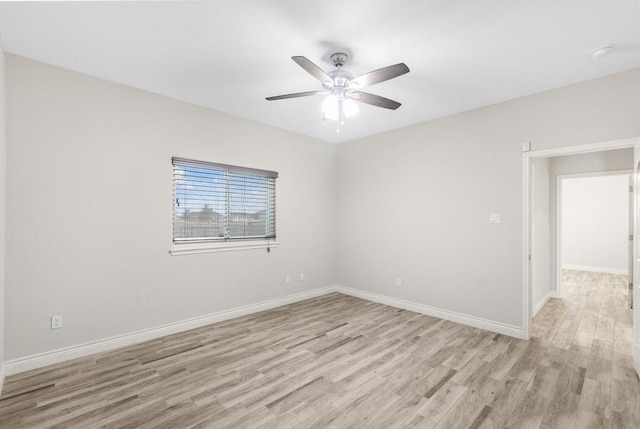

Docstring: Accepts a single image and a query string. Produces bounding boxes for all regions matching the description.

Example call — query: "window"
[171,157,278,254]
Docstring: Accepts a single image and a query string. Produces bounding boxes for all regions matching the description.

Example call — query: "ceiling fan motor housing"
[328,69,355,90]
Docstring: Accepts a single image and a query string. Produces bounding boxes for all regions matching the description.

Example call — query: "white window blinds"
[172,157,278,242]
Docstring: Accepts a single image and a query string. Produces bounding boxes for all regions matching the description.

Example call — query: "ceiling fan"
[266,52,410,132]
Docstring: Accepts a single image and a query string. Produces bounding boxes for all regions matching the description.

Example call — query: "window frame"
[170,157,279,256]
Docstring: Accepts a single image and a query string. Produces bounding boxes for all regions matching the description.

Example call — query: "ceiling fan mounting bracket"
[330,52,349,68]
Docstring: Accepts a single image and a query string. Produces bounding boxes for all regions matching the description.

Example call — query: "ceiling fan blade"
[350,63,410,88]
[350,91,402,110]
[292,56,332,84]
[266,91,320,101]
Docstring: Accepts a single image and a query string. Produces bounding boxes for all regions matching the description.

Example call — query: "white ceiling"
[0,1,639,143]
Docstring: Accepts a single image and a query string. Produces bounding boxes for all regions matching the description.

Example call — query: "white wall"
[337,68,640,330]
[0,40,6,391]
[531,158,551,315]
[562,174,629,274]
[5,55,337,361]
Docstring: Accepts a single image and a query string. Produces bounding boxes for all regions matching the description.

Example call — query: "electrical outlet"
[286,275,291,284]
[51,315,62,330]
[395,278,402,287]
[299,273,304,281]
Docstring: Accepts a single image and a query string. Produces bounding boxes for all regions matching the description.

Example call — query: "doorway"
[522,138,638,339]
[556,172,632,300]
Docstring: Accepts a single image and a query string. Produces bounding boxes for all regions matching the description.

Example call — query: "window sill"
[170,240,280,256]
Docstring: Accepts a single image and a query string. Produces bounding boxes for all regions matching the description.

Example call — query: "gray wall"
[337,68,640,328]
[532,158,551,313]
[5,55,338,360]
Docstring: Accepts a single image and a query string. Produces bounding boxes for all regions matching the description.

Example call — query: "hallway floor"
[531,269,638,428]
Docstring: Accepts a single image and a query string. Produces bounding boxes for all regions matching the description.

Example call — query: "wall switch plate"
[51,315,62,330]
[522,141,531,152]
[285,275,291,284]
[489,213,502,224]
[299,273,304,281]
[395,278,402,287]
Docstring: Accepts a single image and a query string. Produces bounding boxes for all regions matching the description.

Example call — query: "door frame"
[522,137,639,340]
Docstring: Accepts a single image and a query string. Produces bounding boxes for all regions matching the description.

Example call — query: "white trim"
[556,170,633,180]
[556,174,563,297]
[525,138,640,159]
[523,137,640,342]
[634,141,640,378]
[5,285,530,375]
[337,286,525,339]
[562,264,628,275]
[169,239,279,256]
[522,150,532,340]
[533,290,558,317]
[4,285,336,375]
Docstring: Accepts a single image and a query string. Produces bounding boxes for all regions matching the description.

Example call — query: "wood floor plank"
[575,410,609,429]
[504,390,550,429]
[416,380,467,422]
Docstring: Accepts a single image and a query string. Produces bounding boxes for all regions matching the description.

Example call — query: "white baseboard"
[533,290,558,317]
[335,286,525,339]
[4,286,338,376]
[5,285,527,375]
[562,264,628,275]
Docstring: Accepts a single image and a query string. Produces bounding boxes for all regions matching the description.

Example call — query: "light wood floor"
[1,270,638,428]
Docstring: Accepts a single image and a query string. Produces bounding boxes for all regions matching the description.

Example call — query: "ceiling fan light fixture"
[322,96,359,121]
